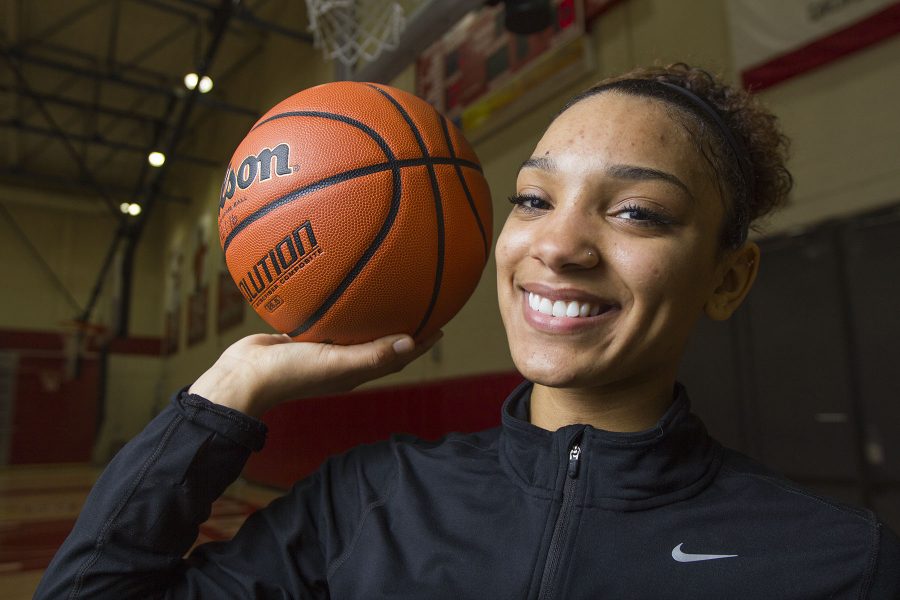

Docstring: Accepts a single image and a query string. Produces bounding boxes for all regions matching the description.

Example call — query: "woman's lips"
[521,288,619,333]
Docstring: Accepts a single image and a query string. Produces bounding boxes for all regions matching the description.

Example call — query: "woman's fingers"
[304,331,443,389]
[193,331,443,417]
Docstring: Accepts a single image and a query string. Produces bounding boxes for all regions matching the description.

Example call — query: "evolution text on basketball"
[237,220,320,306]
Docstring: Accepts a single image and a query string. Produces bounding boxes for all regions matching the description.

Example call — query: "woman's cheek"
[495,223,528,267]
[610,243,666,288]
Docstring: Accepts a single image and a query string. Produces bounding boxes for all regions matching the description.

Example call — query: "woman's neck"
[529,376,676,433]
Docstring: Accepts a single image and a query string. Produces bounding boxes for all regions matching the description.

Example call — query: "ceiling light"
[120,202,130,214]
[148,151,166,167]
[184,72,213,93]
[127,203,142,216]
[184,72,199,90]
[198,75,213,94]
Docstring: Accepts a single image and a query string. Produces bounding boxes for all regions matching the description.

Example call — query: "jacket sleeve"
[33,389,330,599]
[868,522,900,599]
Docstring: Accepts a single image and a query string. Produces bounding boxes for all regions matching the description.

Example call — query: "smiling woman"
[497,65,789,433]
[35,64,899,600]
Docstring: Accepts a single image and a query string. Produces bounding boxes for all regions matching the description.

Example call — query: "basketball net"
[304,0,407,68]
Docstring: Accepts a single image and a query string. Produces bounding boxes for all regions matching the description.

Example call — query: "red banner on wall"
[728,0,900,90]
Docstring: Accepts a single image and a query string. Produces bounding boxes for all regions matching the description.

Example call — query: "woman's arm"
[867,523,900,599]
[34,332,437,599]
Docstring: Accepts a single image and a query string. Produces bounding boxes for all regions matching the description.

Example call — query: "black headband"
[571,78,753,247]
[656,81,754,201]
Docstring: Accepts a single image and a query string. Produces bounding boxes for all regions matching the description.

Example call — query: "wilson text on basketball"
[220,143,292,208]
[237,220,321,308]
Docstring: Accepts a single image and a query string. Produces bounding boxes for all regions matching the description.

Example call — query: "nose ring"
[586,250,594,257]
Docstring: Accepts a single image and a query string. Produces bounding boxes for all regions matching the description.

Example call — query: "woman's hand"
[189,332,441,418]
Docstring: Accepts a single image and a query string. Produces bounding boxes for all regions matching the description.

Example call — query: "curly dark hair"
[560,63,793,250]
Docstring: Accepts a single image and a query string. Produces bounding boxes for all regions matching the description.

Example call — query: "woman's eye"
[508,194,551,212]
[615,203,672,227]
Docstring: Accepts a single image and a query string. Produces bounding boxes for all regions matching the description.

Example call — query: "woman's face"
[496,91,731,390]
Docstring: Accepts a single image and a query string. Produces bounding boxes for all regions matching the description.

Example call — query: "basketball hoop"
[304,0,408,68]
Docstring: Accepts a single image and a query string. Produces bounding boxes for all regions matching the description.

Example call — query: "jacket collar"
[498,381,721,511]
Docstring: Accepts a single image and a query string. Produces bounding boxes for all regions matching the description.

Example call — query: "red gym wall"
[0,329,100,464]
[244,371,523,489]
[1,325,522,482]
[0,328,161,465]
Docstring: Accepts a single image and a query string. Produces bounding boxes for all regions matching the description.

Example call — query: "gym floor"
[0,463,281,599]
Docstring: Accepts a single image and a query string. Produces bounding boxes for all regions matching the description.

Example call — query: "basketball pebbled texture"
[218,81,493,345]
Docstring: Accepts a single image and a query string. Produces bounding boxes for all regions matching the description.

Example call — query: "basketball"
[217,82,493,345]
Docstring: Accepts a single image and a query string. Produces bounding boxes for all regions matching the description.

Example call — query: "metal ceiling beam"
[80,0,238,333]
[38,39,171,87]
[169,0,313,43]
[11,0,117,51]
[123,16,197,72]
[135,0,292,43]
[0,167,191,205]
[135,0,210,20]
[137,0,235,208]
[2,45,129,337]
[0,119,221,168]
[1,50,122,218]
[3,47,258,117]
[0,84,164,127]
[107,0,121,68]
[6,0,23,167]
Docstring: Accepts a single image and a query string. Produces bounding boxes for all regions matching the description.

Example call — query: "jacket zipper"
[537,439,582,600]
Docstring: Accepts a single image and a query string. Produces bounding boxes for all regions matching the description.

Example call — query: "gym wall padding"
[840,211,900,531]
[243,371,523,489]
[840,211,900,485]
[0,329,100,464]
[677,203,900,533]
[0,329,163,464]
[745,227,860,482]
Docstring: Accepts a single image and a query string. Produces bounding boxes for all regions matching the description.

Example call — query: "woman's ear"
[704,242,761,321]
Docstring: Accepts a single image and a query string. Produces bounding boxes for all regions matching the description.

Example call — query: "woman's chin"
[513,356,594,389]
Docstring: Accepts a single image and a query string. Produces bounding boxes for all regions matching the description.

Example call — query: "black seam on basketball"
[438,114,489,262]
[364,84,445,339]
[225,105,481,338]
[240,109,400,337]
[223,162,387,252]
[288,158,403,338]
[222,156,479,254]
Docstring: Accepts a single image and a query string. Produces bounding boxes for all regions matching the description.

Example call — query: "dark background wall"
[679,202,900,533]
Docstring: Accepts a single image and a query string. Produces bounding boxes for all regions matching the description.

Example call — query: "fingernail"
[392,337,414,353]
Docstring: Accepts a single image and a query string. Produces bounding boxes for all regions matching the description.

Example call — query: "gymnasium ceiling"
[0,0,313,216]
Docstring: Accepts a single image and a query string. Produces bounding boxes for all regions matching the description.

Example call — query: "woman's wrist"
[189,365,262,418]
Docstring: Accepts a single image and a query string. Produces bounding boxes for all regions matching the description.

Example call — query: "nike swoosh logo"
[671,543,738,562]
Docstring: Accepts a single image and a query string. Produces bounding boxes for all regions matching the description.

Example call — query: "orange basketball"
[217,82,493,345]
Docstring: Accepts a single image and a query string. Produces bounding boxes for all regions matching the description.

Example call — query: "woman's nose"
[529,207,600,271]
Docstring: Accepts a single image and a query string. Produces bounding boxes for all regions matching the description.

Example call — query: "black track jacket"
[36,382,900,599]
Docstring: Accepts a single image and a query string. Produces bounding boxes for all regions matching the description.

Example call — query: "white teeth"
[526,292,606,319]
[539,297,553,315]
[552,300,566,317]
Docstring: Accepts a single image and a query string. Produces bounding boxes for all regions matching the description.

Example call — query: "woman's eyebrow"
[606,163,694,200]
[518,156,557,174]
[518,158,693,200]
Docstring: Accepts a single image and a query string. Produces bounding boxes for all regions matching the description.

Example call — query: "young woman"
[37,64,899,599]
